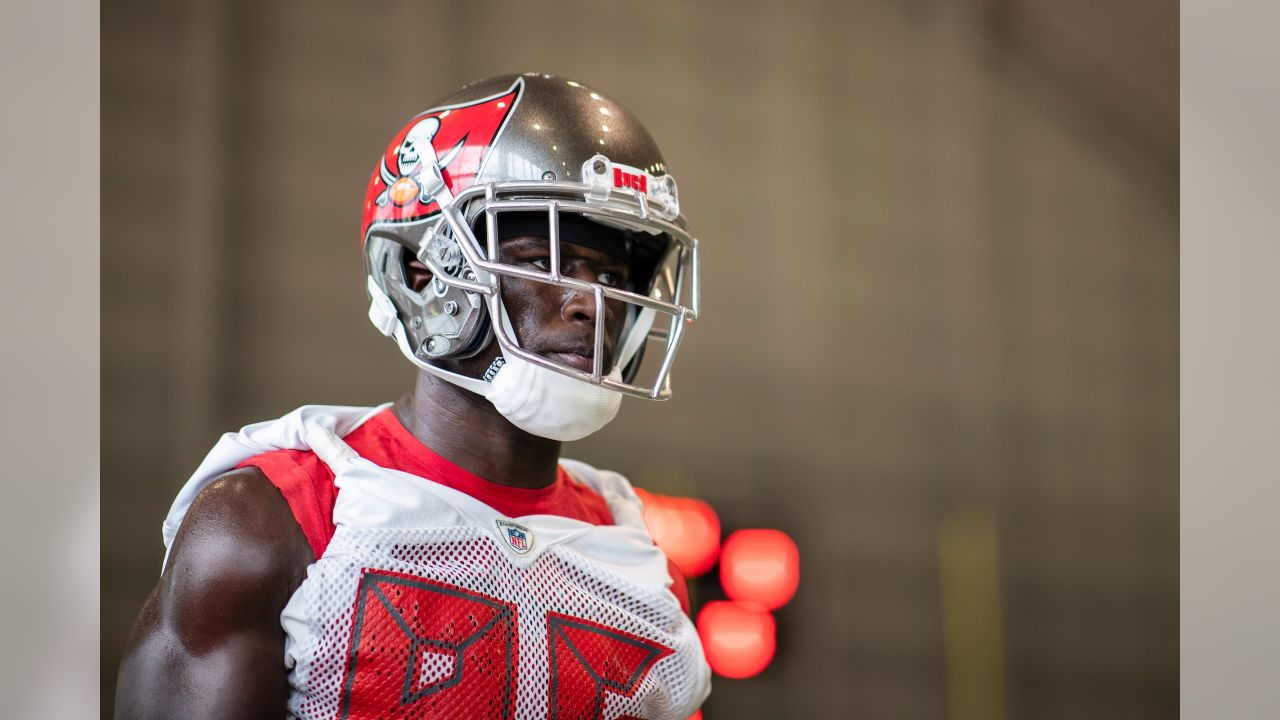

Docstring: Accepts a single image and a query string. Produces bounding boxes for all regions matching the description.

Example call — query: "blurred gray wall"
[103,1,1177,718]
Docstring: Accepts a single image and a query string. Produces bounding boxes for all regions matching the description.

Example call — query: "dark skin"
[116,235,632,719]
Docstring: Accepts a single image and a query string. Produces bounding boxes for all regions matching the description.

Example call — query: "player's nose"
[560,285,597,325]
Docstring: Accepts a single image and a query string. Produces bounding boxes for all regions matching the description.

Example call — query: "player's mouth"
[539,339,614,374]
[544,351,597,374]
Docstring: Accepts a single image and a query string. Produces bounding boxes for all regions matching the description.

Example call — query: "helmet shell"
[360,73,698,399]
[361,73,673,245]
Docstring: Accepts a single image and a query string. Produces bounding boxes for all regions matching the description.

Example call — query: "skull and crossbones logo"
[376,117,442,208]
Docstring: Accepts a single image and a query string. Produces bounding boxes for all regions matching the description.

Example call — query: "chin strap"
[614,307,655,371]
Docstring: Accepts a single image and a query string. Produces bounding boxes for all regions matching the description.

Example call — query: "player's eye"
[530,257,552,271]
[597,271,620,287]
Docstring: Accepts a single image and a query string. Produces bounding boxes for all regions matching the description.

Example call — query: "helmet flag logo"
[363,78,523,237]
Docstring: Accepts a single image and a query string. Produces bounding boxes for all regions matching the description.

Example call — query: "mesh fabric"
[287,523,706,719]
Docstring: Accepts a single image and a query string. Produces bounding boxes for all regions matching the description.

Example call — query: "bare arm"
[116,467,314,720]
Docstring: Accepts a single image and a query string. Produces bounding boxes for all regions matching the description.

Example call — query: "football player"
[116,73,710,719]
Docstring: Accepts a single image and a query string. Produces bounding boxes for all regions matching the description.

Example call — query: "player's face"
[495,234,631,374]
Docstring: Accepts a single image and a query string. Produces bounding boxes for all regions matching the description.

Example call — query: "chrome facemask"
[406,151,698,400]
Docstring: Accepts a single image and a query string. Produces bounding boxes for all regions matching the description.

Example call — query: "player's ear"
[403,255,433,295]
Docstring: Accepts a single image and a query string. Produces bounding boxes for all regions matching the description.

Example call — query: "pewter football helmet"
[361,73,698,400]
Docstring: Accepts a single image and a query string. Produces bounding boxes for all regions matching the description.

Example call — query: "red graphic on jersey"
[338,570,518,719]
[361,79,522,244]
[545,612,673,720]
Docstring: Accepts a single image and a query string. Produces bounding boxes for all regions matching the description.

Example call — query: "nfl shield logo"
[494,519,534,555]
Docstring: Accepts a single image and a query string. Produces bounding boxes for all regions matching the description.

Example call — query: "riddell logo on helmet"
[613,167,648,194]
[362,78,524,241]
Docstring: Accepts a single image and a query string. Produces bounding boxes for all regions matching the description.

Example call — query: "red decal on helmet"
[613,167,648,194]
[361,79,522,244]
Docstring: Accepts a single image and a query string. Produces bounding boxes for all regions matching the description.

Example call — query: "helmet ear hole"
[402,253,434,295]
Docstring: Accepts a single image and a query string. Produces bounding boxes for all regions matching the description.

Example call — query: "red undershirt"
[235,408,615,559]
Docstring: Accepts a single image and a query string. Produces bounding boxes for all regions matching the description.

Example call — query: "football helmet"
[361,73,698,400]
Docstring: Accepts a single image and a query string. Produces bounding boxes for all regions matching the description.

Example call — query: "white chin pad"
[488,357,622,441]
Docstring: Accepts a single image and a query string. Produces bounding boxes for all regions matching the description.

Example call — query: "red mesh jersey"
[161,403,709,718]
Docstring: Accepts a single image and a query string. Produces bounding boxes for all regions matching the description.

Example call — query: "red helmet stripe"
[361,80,522,245]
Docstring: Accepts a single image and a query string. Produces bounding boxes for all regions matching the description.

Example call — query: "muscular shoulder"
[117,466,308,718]
[235,447,340,558]
[159,466,313,648]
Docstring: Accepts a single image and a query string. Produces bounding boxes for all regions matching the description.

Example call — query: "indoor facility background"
[103,1,1177,717]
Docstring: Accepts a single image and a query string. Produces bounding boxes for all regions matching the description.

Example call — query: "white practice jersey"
[162,405,711,720]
